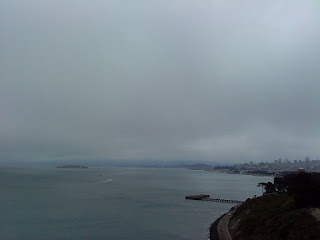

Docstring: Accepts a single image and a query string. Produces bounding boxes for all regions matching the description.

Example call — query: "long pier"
[185,194,243,204]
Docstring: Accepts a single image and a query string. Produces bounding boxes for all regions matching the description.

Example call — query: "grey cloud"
[1,0,320,163]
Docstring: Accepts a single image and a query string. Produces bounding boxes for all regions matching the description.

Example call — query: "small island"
[56,164,88,169]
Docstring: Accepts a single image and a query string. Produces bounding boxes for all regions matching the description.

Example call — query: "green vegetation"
[258,172,320,208]
[230,172,320,240]
[275,172,320,208]
[229,194,320,240]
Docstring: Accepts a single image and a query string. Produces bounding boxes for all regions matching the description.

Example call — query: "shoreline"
[211,170,275,178]
[209,213,226,240]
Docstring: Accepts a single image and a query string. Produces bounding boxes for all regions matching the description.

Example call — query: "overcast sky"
[1,0,320,164]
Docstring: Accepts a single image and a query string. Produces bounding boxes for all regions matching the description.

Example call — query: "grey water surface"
[0,167,272,240]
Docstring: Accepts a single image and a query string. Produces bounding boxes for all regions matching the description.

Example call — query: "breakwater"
[185,194,243,204]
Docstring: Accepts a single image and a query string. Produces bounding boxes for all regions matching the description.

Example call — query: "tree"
[258,172,320,208]
[257,182,276,194]
[282,171,320,208]
[274,177,287,193]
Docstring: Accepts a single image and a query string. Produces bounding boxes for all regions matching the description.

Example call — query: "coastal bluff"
[228,194,320,240]
[211,171,320,240]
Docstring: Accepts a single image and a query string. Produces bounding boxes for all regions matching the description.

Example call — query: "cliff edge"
[228,194,320,240]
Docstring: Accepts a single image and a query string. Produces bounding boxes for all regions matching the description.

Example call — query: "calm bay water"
[0,167,272,240]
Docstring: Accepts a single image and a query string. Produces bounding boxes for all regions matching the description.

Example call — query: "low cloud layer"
[1,0,320,163]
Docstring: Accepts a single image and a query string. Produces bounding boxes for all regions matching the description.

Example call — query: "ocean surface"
[0,167,272,240]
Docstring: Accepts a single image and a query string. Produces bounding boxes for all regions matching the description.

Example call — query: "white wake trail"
[96,179,113,183]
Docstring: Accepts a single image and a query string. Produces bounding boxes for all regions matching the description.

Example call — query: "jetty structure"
[185,194,243,204]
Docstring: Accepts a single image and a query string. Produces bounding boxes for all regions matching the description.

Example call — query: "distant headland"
[56,165,88,169]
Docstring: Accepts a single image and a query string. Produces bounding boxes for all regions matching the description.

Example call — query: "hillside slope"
[229,194,320,240]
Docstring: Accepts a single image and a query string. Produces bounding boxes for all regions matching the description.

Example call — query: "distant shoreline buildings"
[215,158,320,176]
